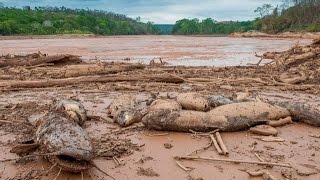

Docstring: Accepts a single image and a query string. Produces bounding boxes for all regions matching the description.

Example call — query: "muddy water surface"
[0,35,311,67]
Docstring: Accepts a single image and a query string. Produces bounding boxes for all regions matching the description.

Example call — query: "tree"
[254,4,274,17]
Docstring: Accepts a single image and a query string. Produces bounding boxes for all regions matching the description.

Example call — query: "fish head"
[54,100,87,125]
[36,113,94,173]
[52,147,93,173]
[116,110,142,127]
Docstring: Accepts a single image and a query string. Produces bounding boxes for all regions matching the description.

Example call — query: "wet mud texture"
[0,36,319,179]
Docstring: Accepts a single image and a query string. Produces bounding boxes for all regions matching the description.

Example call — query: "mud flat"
[0,35,311,67]
[0,36,319,180]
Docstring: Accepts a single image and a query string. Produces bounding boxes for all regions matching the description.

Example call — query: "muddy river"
[0,35,311,66]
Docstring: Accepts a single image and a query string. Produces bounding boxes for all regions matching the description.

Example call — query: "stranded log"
[63,63,145,78]
[0,54,81,67]
[0,74,184,89]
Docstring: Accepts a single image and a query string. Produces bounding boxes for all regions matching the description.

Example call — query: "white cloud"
[1,0,282,23]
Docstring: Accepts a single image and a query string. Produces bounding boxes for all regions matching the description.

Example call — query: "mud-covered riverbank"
[0,36,319,179]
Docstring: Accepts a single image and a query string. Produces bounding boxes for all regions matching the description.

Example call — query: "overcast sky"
[1,0,283,24]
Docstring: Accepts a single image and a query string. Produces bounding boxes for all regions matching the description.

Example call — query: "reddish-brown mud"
[0,36,319,180]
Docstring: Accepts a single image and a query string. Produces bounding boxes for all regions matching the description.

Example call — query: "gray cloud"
[1,0,282,23]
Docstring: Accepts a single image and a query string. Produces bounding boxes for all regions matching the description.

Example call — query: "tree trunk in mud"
[0,74,184,89]
[258,92,320,126]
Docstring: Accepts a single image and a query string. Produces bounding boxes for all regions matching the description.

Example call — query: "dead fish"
[258,92,320,126]
[13,100,94,173]
[35,112,93,172]
[207,101,290,120]
[108,94,152,127]
[53,99,87,125]
[149,99,181,112]
[208,95,235,107]
[142,99,272,132]
[142,109,268,132]
[177,92,209,111]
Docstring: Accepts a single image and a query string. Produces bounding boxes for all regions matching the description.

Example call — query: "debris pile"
[260,38,320,85]
[0,52,81,67]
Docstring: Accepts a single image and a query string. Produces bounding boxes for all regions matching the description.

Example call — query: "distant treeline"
[0,6,160,35]
[0,0,318,36]
[172,18,258,35]
[172,0,320,35]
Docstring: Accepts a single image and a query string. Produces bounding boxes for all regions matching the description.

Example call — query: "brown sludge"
[0,36,319,180]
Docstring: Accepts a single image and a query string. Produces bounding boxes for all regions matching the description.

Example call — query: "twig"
[215,132,229,155]
[210,134,223,155]
[53,167,62,180]
[146,133,169,137]
[175,156,292,168]
[188,141,212,156]
[46,163,58,174]
[99,144,118,154]
[111,123,145,133]
[252,136,285,142]
[175,160,194,172]
[189,129,220,137]
[87,115,113,123]
[0,119,21,123]
[112,156,120,166]
[92,163,115,180]
[254,153,265,162]
[309,134,320,138]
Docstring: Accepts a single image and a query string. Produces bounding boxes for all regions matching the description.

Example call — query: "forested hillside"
[0,6,160,35]
[172,18,258,35]
[258,0,320,33]
[172,0,320,35]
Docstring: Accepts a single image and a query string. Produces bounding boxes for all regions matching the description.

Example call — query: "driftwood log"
[0,54,81,67]
[0,74,184,89]
[63,63,145,78]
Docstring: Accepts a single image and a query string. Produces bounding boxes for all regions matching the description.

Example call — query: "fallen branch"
[174,156,292,168]
[111,123,145,134]
[175,161,194,172]
[1,74,184,89]
[188,141,213,156]
[254,153,265,162]
[0,54,81,67]
[63,63,145,78]
[210,134,223,155]
[252,136,285,142]
[215,132,229,155]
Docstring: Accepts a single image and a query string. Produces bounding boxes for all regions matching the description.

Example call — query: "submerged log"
[0,74,184,89]
[258,92,320,126]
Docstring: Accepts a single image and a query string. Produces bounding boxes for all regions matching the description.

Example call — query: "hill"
[0,6,160,35]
